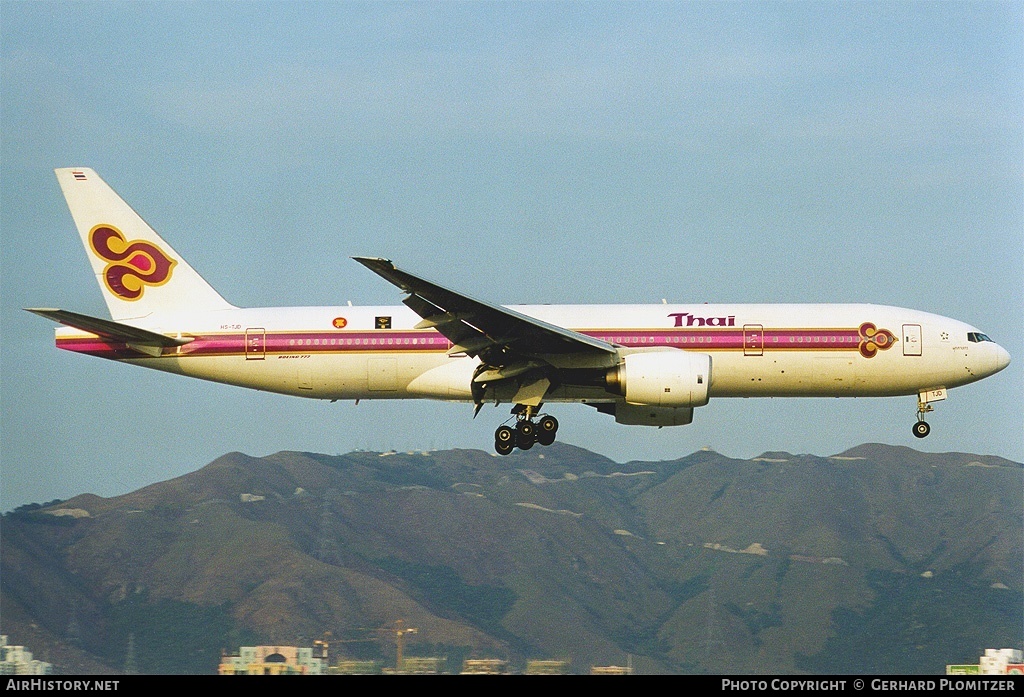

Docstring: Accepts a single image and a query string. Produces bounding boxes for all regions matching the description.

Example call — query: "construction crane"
[313,631,332,661]
[392,620,418,672]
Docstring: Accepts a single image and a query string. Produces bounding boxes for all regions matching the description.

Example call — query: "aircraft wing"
[353,257,617,362]
[25,308,193,347]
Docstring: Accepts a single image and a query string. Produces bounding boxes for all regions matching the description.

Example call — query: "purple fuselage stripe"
[55,327,870,359]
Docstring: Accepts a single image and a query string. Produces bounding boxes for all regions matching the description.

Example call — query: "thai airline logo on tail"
[89,224,177,301]
[28,167,1010,456]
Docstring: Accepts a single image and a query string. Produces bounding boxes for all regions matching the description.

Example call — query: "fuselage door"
[245,328,266,360]
[743,324,764,356]
[902,324,922,357]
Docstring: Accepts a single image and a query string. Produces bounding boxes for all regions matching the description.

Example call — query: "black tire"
[536,415,558,446]
[495,425,515,446]
[912,421,930,438]
[538,415,558,435]
[516,421,536,450]
[495,439,515,456]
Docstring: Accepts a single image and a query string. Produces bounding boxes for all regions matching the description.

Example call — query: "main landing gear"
[494,405,559,455]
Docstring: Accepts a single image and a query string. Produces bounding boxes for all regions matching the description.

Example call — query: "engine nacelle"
[599,402,695,426]
[606,351,711,408]
[405,357,477,399]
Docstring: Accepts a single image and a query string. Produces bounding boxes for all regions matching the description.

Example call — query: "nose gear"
[912,389,945,438]
[913,401,933,438]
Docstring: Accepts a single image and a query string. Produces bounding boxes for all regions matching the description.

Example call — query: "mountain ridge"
[2,443,1020,674]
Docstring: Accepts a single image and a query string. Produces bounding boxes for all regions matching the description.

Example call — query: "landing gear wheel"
[912,421,931,439]
[494,425,516,455]
[516,421,536,450]
[495,425,515,446]
[537,415,558,446]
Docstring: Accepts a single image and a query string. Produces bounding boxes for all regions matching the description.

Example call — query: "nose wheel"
[494,406,558,455]
[913,399,934,439]
[912,420,931,439]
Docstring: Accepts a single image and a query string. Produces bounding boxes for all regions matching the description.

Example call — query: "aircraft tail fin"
[55,168,235,320]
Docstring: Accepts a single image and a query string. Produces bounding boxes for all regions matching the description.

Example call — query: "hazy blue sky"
[2,1,1021,510]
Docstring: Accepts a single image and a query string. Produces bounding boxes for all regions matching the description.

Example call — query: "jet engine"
[595,401,695,426]
[605,351,711,408]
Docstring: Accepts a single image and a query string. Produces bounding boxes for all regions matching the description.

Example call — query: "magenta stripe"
[57,327,873,358]
[55,338,144,359]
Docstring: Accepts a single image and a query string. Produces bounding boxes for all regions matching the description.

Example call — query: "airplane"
[29,167,1010,455]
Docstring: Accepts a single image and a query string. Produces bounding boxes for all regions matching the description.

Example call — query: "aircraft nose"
[994,344,1011,373]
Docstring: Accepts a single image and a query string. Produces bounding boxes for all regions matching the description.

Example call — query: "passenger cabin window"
[967,332,993,343]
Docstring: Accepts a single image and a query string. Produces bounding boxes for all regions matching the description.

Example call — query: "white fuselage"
[40,167,1012,445]
[54,302,1009,405]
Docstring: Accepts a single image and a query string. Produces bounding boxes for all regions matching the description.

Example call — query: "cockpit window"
[967,332,993,343]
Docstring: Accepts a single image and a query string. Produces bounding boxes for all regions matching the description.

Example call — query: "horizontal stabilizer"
[25,308,192,347]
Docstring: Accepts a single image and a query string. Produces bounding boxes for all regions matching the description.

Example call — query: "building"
[0,636,52,675]
[331,660,380,675]
[980,649,1024,675]
[460,658,509,675]
[947,648,1024,676]
[219,645,325,675]
[525,660,569,675]
[591,665,632,675]
[397,657,445,674]
[946,665,980,675]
